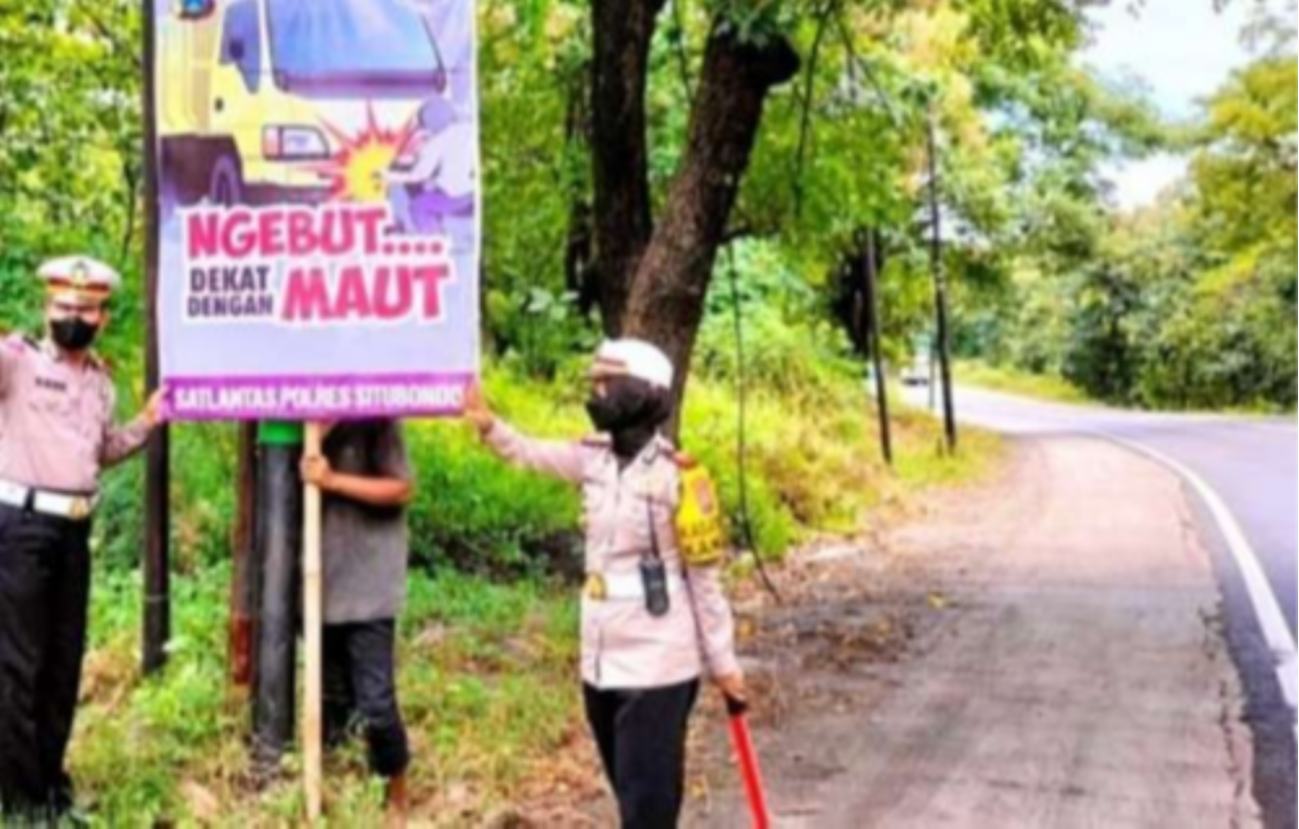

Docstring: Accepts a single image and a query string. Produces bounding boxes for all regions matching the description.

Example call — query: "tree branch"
[590,0,668,334]
[669,0,697,110]
[75,0,143,72]
[793,0,839,218]
[623,26,800,431]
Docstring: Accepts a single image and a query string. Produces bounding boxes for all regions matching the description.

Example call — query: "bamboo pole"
[303,423,324,821]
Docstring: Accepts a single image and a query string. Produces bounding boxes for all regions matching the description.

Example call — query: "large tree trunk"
[622,29,799,428]
[590,0,665,334]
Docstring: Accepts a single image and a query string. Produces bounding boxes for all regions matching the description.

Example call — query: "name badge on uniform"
[585,573,608,601]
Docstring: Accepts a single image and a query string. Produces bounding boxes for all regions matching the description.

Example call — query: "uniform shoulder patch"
[1,336,28,361]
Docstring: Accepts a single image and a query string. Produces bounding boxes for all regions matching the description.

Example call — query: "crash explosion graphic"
[310,104,415,204]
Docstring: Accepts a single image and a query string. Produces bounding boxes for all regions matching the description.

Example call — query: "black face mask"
[586,377,672,461]
[584,393,628,433]
[50,318,100,352]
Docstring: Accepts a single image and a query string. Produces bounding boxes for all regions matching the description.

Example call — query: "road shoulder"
[684,437,1262,828]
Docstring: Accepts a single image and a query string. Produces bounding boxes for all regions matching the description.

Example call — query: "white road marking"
[1099,433,1298,734]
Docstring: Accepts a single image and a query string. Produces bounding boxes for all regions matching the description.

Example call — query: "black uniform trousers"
[583,678,701,829]
[0,504,92,820]
[322,619,410,779]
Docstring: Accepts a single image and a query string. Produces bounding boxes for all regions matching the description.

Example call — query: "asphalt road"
[685,437,1264,828]
[906,385,1296,637]
[904,383,1297,828]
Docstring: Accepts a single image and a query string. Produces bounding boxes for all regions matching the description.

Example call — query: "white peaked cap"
[38,256,121,303]
[591,338,675,389]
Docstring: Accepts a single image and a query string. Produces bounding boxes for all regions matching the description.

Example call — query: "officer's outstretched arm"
[465,381,587,482]
[478,417,587,484]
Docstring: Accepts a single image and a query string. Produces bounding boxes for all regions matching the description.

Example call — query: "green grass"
[684,375,1002,545]
[74,565,581,826]
[956,359,1092,405]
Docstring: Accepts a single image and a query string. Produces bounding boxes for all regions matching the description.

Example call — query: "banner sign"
[154,0,479,420]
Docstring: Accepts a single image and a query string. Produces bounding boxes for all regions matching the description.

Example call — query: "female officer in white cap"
[0,256,163,821]
[464,339,744,829]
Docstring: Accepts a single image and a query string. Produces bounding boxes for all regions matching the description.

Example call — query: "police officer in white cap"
[0,256,163,821]
[465,339,745,829]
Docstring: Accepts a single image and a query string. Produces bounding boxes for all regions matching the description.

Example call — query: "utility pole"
[925,108,958,453]
[141,0,171,675]
[860,229,893,466]
[252,422,303,774]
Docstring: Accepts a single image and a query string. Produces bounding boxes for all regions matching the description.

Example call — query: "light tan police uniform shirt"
[484,419,740,690]
[0,334,151,494]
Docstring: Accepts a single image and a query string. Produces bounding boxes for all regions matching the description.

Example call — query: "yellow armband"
[675,456,726,567]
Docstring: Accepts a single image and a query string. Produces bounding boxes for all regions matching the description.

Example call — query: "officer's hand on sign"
[142,389,166,428]
[462,380,494,435]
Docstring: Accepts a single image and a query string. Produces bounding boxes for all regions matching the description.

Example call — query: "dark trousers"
[0,505,92,820]
[322,620,410,779]
[583,678,700,829]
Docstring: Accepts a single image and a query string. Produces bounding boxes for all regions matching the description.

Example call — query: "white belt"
[0,479,97,521]
[585,569,686,602]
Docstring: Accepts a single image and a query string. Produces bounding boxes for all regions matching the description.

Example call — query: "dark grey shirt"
[322,420,411,624]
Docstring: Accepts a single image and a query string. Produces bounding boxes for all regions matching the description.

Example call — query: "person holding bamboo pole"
[299,419,414,827]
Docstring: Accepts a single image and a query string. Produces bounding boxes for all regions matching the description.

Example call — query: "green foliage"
[477,0,591,363]
[964,45,1296,412]
[694,241,860,402]
[1138,254,1298,409]
[958,0,1086,70]
[0,0,144,326]
[75,565,581,825]
[78,566,238,822]
[1061,264,1145,402]
[486,286,600,379]
[957,359,1090,404]
[406,369,584,575]
[82,357,992,583]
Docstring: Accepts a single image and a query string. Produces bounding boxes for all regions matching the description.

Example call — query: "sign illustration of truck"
[159,0,448,208]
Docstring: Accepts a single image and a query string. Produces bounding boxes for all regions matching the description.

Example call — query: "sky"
[1081,0,1263,210]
